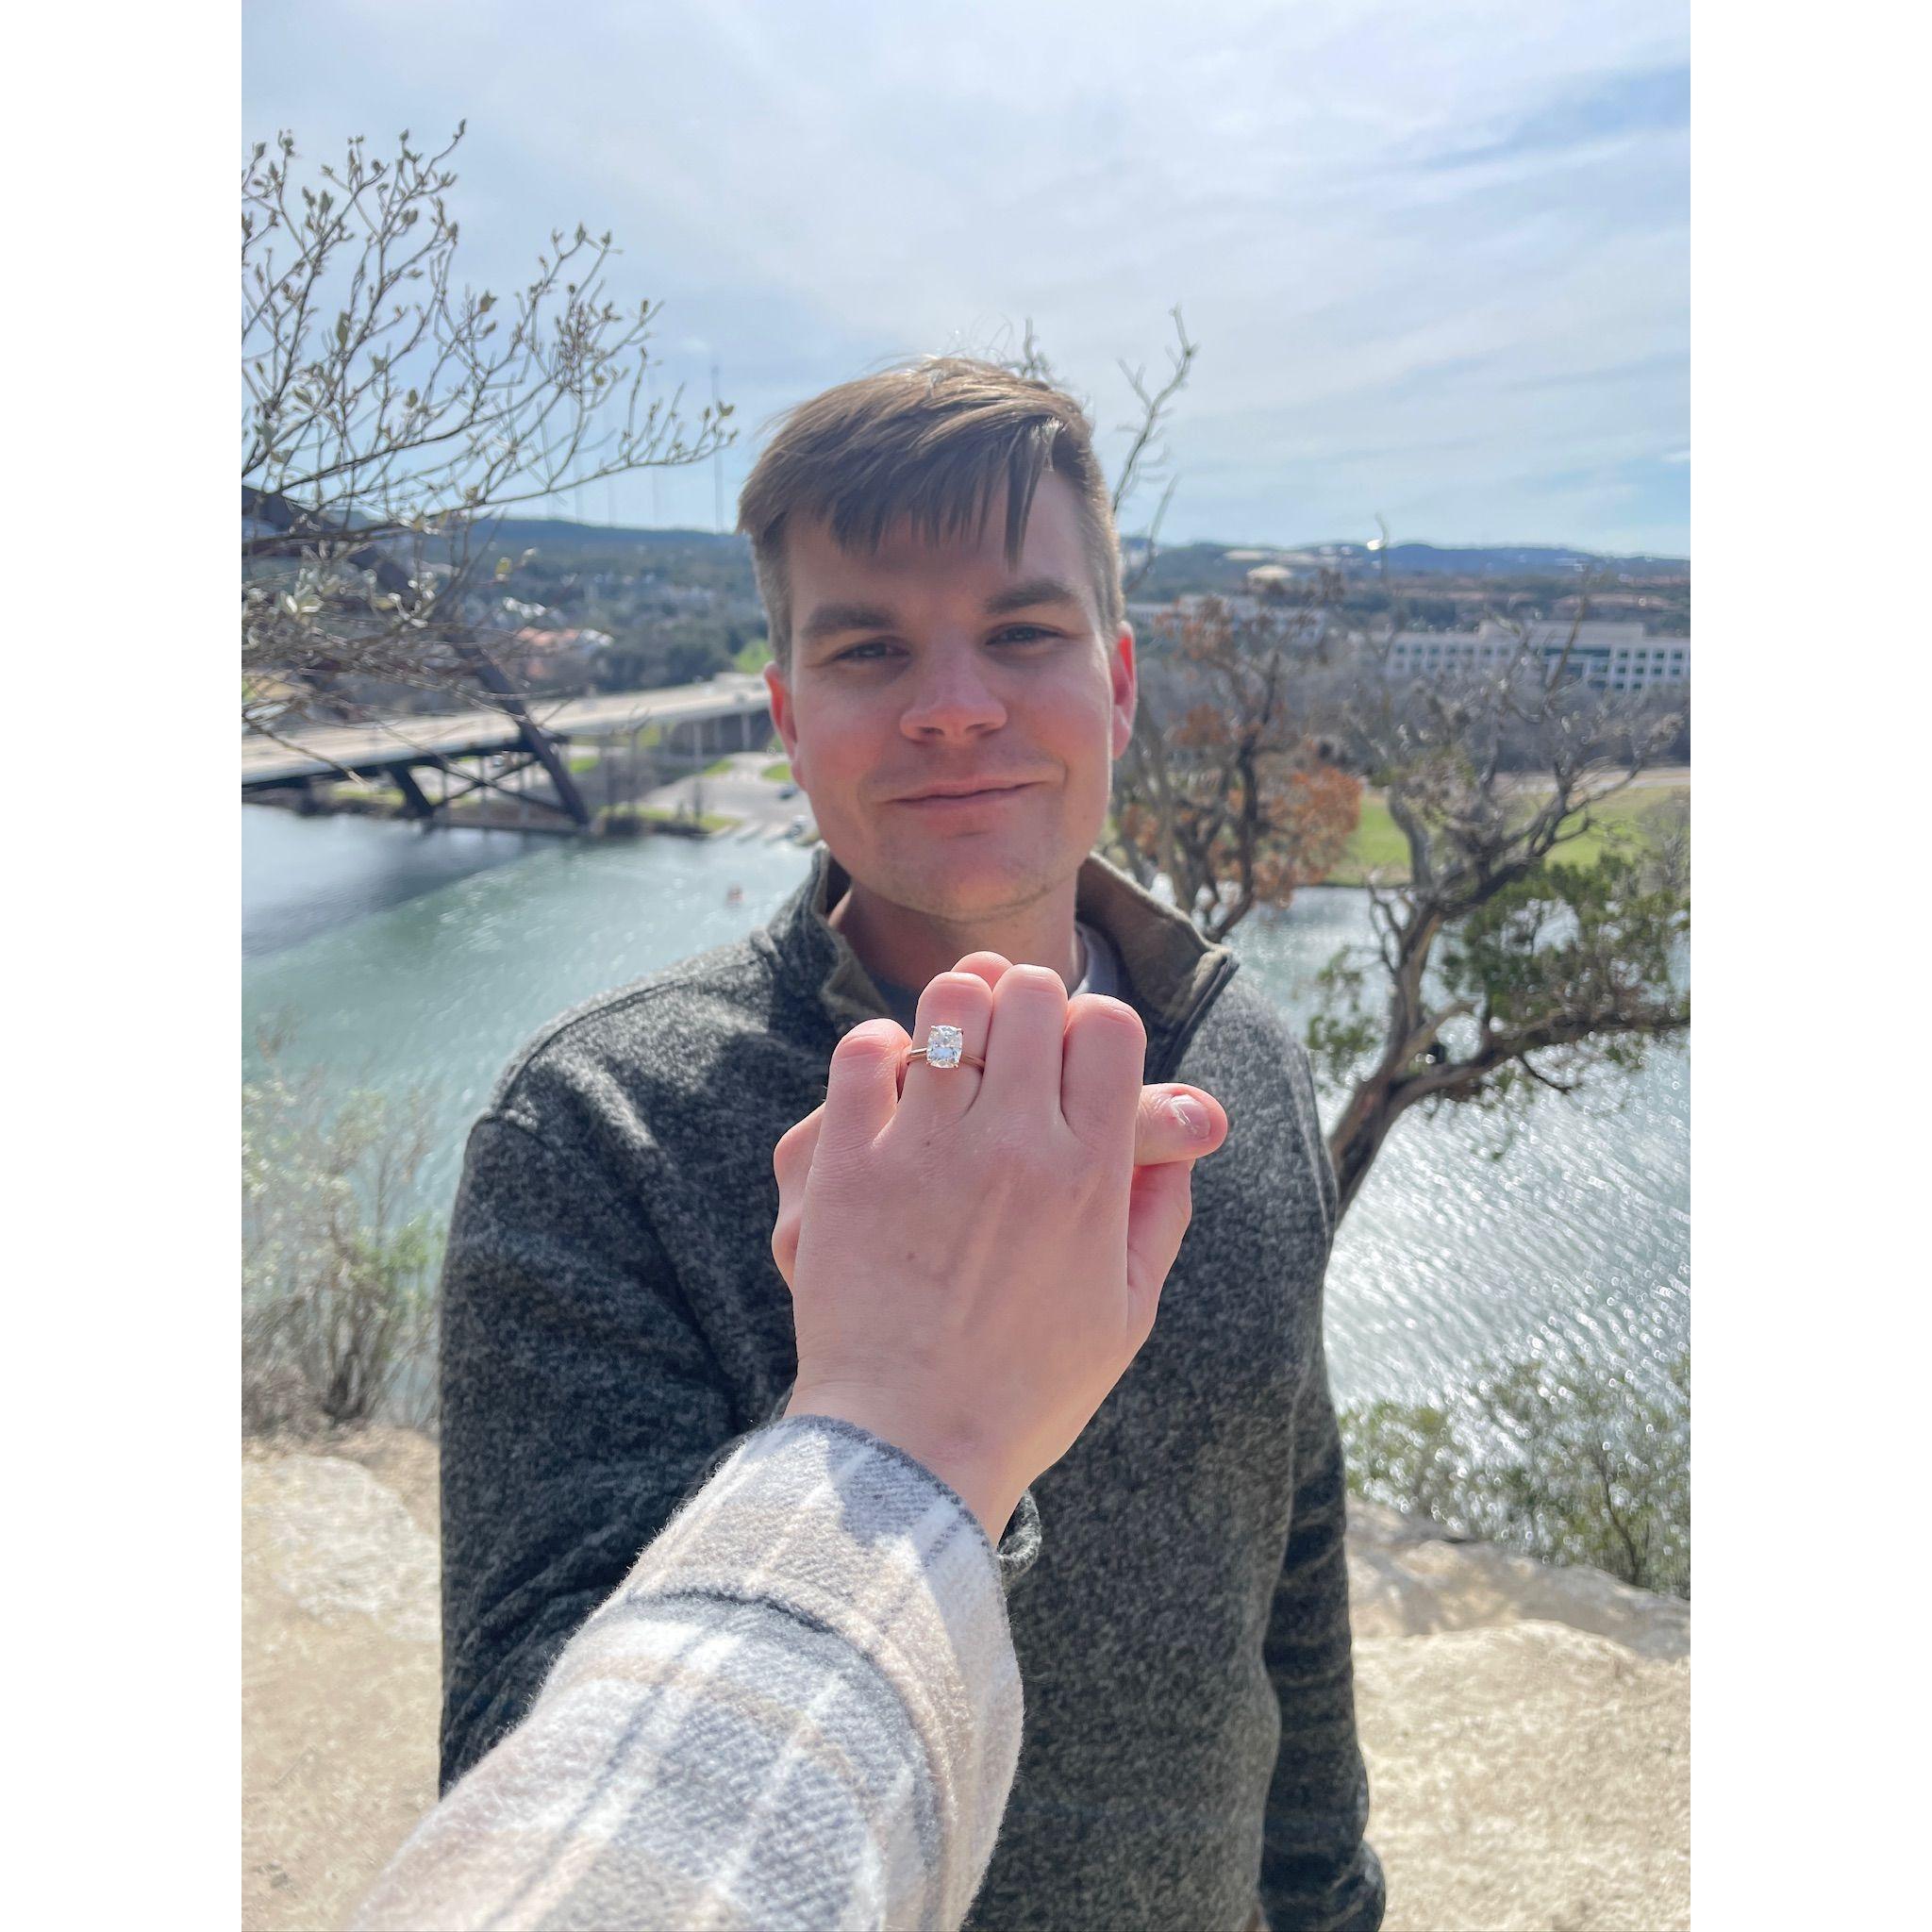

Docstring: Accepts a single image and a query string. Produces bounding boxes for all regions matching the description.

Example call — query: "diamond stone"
[924,1024,964,1069]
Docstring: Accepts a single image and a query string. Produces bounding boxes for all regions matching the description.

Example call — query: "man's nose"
[899,648,1007,741]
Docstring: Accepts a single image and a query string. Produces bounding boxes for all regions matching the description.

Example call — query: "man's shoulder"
[484,930,789,1132]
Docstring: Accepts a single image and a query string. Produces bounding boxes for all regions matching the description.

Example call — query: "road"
[635,750,817,841]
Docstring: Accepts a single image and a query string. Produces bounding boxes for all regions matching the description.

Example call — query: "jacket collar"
[765,846,1239,1079]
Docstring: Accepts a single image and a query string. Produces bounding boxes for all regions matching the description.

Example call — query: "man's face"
[764,473,1136,925]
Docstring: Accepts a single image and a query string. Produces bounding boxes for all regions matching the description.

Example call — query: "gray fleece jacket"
[438,848,1385,1932]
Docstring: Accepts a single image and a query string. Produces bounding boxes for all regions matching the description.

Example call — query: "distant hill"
[480,519,748,562]
[468,520,758,598]
[471,519,1685,578]
[426,517,1689,613]
[1294,541,1688,577]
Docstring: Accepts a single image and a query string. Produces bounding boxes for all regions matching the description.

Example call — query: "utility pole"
[646,362,663,525]
[711,361,725,533]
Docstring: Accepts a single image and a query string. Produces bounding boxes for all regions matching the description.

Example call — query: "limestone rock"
[249,1454,440,1644]
[1346,1497,1690,1660]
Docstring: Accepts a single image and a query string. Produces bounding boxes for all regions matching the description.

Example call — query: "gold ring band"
[905,1045,986,1070]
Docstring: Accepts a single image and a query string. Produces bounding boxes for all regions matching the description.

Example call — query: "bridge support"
[392,766,436,821]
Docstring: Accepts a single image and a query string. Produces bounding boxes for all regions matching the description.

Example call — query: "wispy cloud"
[244,0,1690,553]
[1420,62,1690,172]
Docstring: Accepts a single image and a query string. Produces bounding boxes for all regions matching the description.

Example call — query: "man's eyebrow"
[983,576,1088,618]
[798,600,899,645]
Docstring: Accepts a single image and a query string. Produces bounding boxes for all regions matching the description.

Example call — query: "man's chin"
[880,865,1066,923]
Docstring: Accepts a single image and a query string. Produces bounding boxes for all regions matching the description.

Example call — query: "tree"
[1111,592,1363,938]
[242,125,731,742]
[1001,312,1364,932]
[1018,307,1689,1219]
[1308,635,1689,1217]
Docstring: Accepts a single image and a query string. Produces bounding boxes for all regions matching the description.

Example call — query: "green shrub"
[242,1031,443,1433]
[1341,1345,1690,1598]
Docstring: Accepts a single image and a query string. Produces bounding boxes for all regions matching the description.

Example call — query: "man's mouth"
[890,778,1041,808]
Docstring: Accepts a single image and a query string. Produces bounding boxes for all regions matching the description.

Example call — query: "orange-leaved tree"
[1109,591,1361,940]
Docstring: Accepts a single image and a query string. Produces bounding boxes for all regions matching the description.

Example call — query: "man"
[363,966,1227,1932]
[439,358,1385,1931]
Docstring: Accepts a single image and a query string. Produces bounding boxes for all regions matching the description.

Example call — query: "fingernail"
[1170,1097,1210,1140]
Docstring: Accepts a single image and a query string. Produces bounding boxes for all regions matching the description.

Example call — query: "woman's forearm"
[354,1414,1023,1932]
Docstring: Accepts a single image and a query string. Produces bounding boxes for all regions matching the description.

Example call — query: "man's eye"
[838,637,1058,668]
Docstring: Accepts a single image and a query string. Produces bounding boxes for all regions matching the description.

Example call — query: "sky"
[243,0,1689,557]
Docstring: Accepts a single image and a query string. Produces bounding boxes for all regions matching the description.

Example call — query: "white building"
[1382,620,1689,694]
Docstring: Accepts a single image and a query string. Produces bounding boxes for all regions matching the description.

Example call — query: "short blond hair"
[738,358,1124,667]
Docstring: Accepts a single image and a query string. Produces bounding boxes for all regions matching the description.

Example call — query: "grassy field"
[761,759,791,783]
[599,804,739,836]
[1327,786,1689,886]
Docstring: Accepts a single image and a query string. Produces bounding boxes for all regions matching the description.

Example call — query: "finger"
[948,950,1012,993]
[820,1018,908,1156]
[771,1106,824,1288]
[896,969,995,1122]
[773,1105,824,1200]
[1059,994,1146,1156]
[974,962,1070,1121]
[1124,1158,1196,1342]
[1133,1084,1229,1167]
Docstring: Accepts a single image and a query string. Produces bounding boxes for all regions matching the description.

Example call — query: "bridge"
[242,675,776,829]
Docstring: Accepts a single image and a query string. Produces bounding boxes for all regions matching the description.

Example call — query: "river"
[242,806,1689,1407]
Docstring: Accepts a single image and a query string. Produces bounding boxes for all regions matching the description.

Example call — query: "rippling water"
[242,807,1688,1405]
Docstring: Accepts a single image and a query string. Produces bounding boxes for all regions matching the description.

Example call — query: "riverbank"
[242,1427,1689,1932]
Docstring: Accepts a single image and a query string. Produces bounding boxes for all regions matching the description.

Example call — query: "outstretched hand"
[774,953,1228,1539]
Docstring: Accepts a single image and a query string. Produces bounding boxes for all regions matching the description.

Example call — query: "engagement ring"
[905,1023,985,1072]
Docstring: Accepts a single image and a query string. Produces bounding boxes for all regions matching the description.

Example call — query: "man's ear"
[764,659,805,787]
[1108,625,1138,759]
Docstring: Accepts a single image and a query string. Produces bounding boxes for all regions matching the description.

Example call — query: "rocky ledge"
[243,1434,1688,1932]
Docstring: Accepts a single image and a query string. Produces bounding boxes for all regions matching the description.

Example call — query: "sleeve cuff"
[758,1387,1042,1587]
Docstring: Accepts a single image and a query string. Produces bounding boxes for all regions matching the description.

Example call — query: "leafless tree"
[242,125,732,741]
[1002,303,1197,592]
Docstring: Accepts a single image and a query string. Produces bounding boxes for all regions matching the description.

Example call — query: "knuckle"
[833,1018,906,1070]
[1001,962,1066,1002]
[1070,993,1146,1050]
